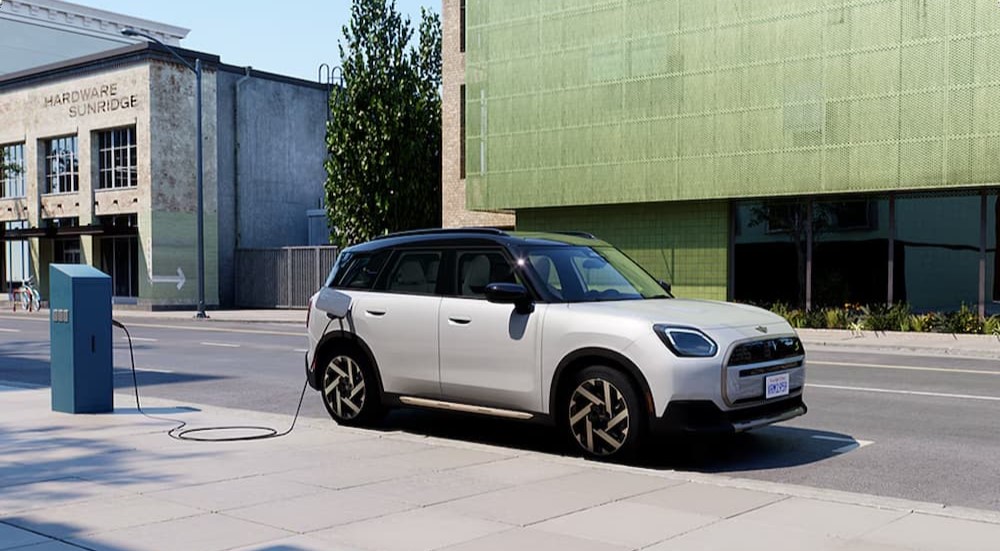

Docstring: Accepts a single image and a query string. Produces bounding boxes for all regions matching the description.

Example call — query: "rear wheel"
[320,350,382,426]
[563,365,646,461]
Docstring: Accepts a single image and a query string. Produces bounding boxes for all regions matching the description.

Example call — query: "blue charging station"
[50,264,113,414]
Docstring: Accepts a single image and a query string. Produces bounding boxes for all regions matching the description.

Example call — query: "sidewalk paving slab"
[2,385,1000,551]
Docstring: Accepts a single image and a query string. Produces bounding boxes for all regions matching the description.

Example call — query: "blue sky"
[79,1,440,82]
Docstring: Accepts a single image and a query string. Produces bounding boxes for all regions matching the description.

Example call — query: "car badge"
[755,325,768,334]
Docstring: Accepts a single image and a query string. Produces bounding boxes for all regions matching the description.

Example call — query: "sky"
[78,0,440,82]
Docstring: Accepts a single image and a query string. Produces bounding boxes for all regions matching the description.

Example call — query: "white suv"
[306,229,806,461]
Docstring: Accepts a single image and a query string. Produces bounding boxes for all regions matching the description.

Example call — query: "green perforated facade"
[517,202,730,300]
[465,0,1000,211]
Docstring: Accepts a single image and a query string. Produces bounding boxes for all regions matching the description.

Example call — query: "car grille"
[724,337,805,406]
[728,337,803,366]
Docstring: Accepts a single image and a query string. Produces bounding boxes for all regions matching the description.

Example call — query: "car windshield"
[526,246,669,302]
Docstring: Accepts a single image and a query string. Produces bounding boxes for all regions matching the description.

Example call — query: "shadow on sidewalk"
[373,408,866,472]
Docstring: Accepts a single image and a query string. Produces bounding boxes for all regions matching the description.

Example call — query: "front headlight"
[654,325,718,358]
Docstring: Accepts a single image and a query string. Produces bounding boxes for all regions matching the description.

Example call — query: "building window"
[1,143,25,198]
[48,218,82,264]
[97,127,138,189]
[460,0,466,52]
[460,84,466,179]
[98,214,139,298]
[3,220,31,293]
[44,136,79,194]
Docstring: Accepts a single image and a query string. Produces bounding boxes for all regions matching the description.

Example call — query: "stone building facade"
[0,43,328,308]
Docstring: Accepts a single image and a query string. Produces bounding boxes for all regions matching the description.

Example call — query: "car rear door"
[352,249,443,398]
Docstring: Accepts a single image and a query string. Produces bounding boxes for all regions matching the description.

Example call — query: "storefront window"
[3,220,31,293]
[98,214,139,298]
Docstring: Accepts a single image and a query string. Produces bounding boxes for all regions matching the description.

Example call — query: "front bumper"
[651,395,807,434]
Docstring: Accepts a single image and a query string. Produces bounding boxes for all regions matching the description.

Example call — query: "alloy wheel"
[567,378,630,456]
[323,355,366,420]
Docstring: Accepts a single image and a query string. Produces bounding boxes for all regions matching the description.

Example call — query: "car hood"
[565,298,788,330]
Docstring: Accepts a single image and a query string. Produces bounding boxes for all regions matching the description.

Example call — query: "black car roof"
[343,228,611,253]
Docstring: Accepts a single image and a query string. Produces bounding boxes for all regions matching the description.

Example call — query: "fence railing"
[235,246,339,308]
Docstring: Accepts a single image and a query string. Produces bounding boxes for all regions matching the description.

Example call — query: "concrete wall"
[147,60,219,307]
[214,68,327,306]
[229,74,327,249]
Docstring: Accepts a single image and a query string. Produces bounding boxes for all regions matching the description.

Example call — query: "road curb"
[801,340,1000,361]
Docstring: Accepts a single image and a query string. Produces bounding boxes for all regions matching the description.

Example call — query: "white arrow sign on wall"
[150,267,186,290]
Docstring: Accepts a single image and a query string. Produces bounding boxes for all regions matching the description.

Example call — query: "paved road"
[2,313,998,512]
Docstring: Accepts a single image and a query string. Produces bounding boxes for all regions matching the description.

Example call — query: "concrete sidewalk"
[1,385,998,551]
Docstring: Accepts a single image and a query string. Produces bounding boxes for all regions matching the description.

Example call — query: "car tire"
[319,348,383,426]
[562,365,646,461]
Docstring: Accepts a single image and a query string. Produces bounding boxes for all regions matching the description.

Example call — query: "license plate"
[765,373,790,399]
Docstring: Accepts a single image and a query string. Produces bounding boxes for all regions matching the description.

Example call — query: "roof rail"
[370,227,509,241]
[552,231,597,239]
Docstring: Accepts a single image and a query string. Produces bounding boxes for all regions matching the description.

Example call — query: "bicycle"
[13,277,41,312]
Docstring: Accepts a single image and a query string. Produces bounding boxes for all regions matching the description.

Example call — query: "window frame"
[451,248,523,300]
[43,135,80,194]
[96,126,138,189]
[1,142,26,199]
[375,249,446,297]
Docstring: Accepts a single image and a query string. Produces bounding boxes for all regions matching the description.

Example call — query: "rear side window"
[385,251,442,295]
[329,251,389,290]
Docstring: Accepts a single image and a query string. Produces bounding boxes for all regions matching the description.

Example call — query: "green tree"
[325,0,442,247]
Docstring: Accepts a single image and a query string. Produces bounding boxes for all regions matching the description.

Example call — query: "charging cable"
[113,318,310,442]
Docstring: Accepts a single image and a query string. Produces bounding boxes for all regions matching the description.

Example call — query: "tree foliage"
[325,0,442,247]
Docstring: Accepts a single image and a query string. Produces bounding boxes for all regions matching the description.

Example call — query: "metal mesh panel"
[466,0,1000,210]
[235,247,338,309]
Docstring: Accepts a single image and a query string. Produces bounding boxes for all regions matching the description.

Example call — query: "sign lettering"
[42,83,140,118]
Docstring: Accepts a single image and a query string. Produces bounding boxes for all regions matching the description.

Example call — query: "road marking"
[115,367,175,374]
[201,342,240,348]
[811,434,875,454]
[0,316,303,336]
[123,336,158,342]
[114,322,302,336]
[809,360,1000,376]
[0,328,20,333]
[808,383,1000,402]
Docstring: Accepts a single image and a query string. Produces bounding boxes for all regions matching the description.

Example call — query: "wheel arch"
[314,331,385,395]
[550,348,655,417]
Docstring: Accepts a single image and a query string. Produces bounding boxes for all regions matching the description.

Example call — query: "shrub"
[985,315,1000,337]
[860,303,910,332]
[902,313,935,333]
[937,304,983,334]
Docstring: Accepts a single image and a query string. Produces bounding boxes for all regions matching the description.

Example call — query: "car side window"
[456,250,518,298]
[385,251,442,295]
[334,251,390,290]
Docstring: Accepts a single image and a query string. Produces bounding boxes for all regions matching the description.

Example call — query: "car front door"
[352,249,443,398]
[438,249,545,413]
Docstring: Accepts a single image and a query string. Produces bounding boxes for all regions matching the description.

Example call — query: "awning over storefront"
[0,223,138,240]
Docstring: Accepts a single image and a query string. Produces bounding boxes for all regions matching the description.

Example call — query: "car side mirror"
[659,280,674,297]
[485,283,534,315]
[315,287,352,319]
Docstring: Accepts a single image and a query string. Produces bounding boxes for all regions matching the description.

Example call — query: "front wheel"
[320,350,382,426]
[563,365,646,461]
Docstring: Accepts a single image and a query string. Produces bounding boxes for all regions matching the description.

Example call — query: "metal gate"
[235,246,339,308]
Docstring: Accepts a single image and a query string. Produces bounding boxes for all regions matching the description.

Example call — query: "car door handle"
[365,310,386,317]
[448,316,472,325]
